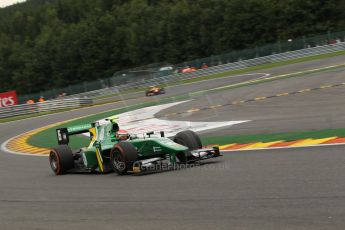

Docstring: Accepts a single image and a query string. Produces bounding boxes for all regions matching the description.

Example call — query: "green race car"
[49,116,221,175]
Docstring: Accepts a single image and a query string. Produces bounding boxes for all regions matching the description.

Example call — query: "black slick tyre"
[110,142,138,175]
[173,130,202,150]
[49,145,74,175]
[173,130,202,162]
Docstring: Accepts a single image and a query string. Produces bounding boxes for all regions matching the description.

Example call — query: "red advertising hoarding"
[0,90,18,107]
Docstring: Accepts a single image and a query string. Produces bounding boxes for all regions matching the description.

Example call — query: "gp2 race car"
[145,85,165,96]
[49,116,221,175]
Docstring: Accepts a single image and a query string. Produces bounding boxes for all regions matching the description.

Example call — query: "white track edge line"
[0,136,48,157]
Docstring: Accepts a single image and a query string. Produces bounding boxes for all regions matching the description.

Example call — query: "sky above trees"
[0,0,26,8]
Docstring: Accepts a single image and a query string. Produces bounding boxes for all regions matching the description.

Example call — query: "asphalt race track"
[1,55,345,229]
[1,146,345,230]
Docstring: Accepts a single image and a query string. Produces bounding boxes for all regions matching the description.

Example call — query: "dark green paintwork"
[66,120,189,170]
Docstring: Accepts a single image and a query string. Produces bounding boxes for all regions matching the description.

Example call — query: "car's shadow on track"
[50,159,224,177]
[130,159,224,176]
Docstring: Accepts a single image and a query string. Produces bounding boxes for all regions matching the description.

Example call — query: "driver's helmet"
[116,129,129,140]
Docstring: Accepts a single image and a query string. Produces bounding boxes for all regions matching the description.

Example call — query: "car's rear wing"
[56,124,93,145]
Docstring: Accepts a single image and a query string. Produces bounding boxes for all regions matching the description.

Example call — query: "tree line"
[0,0,344,94]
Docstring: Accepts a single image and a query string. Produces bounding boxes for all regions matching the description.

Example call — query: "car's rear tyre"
[110,142,138,175]
[173,130,202,162]
[49,145,74,175]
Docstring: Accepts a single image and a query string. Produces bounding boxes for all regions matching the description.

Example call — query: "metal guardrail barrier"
[69,42,345,99]
[0,98,93,119]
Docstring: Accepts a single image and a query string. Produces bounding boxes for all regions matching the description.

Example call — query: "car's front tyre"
[110,142,139,175]
[174,130,202,150]
[173,130,202,163]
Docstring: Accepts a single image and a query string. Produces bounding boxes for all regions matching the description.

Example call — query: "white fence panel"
[0,98,92,119]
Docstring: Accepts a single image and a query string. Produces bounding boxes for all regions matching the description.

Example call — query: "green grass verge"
[30,125,345,150]
[187,50,345,83]
[201,128,345,146]
[191,64,345,97]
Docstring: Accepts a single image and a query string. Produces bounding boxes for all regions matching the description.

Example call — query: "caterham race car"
[49,116,221,175]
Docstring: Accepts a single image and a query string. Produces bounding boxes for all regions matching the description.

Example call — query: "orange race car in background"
[145,85,165,96]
